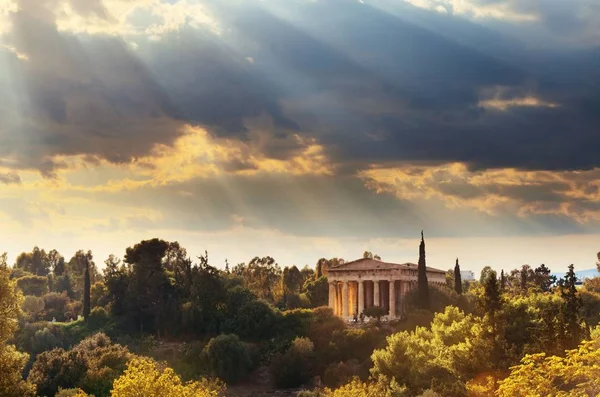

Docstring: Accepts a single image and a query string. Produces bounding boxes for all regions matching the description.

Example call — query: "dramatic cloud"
[0,0,599,269]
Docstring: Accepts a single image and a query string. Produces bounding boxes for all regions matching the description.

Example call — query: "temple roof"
[327,257,446,274]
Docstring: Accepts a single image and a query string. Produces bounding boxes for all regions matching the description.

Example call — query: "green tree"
[480,266,494,284]
[0,257,36,396]
[21,295,45,321]
[103,255,129,316]
[124,239,172,335]
[15,275,49,296]
[558,264,583,349]
[500,270,506,292]
[482,271,502,320]
[270,337,315,388]
[15,247,51,276]
[304,276,329,307]
[363,306,387,325]
[418,231,429,309]
[454,259,462,295]
[201,334,252,384]
[533,264,555,292]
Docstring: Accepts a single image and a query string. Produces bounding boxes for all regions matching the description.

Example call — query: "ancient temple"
[327,258,446,319]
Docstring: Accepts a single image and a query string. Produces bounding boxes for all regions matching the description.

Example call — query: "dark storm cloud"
[0,6,184,175]
[1,0,599,176]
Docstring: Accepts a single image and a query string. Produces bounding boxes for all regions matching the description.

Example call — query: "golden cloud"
[358,163,600,222]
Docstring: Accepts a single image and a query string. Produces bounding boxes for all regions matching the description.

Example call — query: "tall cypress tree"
[454,258,462,294]
[417,231,429,309]
[83,259,91,321]
[500,269,506,292]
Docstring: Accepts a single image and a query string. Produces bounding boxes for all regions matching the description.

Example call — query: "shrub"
[87,307,109,329]
[111,357,224,397]
[307,307,345,351]
[201,334,251,384]
[31,328,63,356]
[16,275,49,297]
[225,300,278,340]
[42,292,70,322]
[56,388,90,397]
[22,295,45,321]
[270,337,315,388]
[363,306,387,324]
[322,360,364,388]
[28,348,87,397]
[27,333,132,397]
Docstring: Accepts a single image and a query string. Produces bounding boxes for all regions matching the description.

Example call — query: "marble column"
[328,282,335,311]
[374,280,380,306]
[366,282,373,308]
[342,281,349,317]
[358,280,364,315]
[389,280,396,319]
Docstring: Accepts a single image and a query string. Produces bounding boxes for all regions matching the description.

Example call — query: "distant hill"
[552,268,599,283]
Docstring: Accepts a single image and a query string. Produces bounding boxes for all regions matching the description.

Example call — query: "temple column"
[374,280,380,306]
[358,280,365,315]
[328,282,336,311]
[389,280,396,319]
[342,281,349,318]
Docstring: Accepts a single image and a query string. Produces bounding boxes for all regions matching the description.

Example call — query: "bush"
[363,306,387,324]
[31,328,63,356]
[307,307,345,351]
[225,300,278,340]
[201,334,251,384]
[87,307,109,329]
[42,292,70,322]
[22,295,45,321]
[322,359,364,388]
[28,348,87,397]
[270,337,315,388]
[110,357,224,397]
[16,275,49,297]
[27,333,132,397]
[56,388,89,397]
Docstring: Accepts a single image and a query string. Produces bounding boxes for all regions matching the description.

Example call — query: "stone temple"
[327,258,446,320]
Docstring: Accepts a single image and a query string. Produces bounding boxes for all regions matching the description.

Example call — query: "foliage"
[271,337,315,388]
[201,334,251,384]
[28,333,132,397]
[0,260,36,396]
[323,376,406,397]
[110,357,224,397]
[22,295,46,321]
[16,275,49,297]
[371,306,489,396]
[0,344,36,397]
[42,292,71,322]
[363,306,387,324]
[55,388,90,397]
[88,307,110,329]
[497,337,600,396]
[304,276,329,307]
[223,300,277,340]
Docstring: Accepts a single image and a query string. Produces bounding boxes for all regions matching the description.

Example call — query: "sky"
[0,0,599,275]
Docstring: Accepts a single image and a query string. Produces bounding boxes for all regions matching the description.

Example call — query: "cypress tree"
[454,258,462,294]
[83,259,91,321]
[500,269,506,292]
[417,231,429,309]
